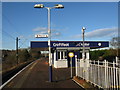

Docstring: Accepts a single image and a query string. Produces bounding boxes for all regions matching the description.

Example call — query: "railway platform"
[2,58,84,89]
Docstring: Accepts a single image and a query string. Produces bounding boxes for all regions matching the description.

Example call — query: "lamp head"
[54,4,64,9]
[82,27,86,30]
[34,4,44,8]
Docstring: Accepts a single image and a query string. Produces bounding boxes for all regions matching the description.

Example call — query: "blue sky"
[2,2,118,50]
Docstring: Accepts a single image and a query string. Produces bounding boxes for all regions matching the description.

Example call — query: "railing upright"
[75,55,77,76]
[113,61,116,88]
[76,58,120,89]
[98,60,100,87]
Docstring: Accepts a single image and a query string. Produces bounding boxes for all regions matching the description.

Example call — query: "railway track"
[1,60,34,88]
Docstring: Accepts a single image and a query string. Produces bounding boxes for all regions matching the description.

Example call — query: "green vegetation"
[19,49,31,62]
[90,49,118,62]
[90,36,120,62]
[2,48,41,73]
[29,49,41,60]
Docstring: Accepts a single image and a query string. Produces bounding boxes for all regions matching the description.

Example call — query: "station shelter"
[31,41,109,68]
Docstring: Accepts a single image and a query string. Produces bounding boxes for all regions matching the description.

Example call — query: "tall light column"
[82,27,89,81]
[47,7,52,82]
[34,4,64,82]
[82,27,86,60]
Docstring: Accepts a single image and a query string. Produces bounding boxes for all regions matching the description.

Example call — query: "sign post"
[68,52,74,78]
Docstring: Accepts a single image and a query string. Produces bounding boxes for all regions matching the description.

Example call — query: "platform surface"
[3,58,82,89]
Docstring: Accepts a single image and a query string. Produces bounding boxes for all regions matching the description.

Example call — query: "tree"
[19,49,30,62]
[110,37,120,49]
[90,49,117,62]
[29,48,41,60]
[2,50,16,71]
[90,50,106,60]
[102,49,116,62]
[110,37,120,58]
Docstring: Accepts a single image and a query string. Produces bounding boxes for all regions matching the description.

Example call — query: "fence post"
[86,59,89,82]
[116,56,118,66]
[87,59,90,81]
[106,61,108,88]
[75,55,77,76]
[116,67,118,89]
[90,60,92,82]
[93,60,95,84]
[111,66,113,89]
[104,60,107,88]
[113,61,115,88]
[98,60,100,87]
[118,68,120,88]
[78,59,80,77]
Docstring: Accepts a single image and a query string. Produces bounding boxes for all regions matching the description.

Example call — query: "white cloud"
[86,27,117,38]
[32,27,47,32]
[33,26,62,38]
[18,35,24,39]
[55,32,61,36]
[33,27,48,35]
[74,27,118,40]
[52,32,61,37]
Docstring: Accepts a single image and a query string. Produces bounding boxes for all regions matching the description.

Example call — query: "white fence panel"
[76,58,120,89]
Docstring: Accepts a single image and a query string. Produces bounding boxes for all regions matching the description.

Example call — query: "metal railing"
[75,56,120,89]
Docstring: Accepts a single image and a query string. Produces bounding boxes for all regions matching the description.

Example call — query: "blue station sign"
[31,41,109,48]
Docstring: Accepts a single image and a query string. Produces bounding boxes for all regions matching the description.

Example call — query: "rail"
[75,56,120,89]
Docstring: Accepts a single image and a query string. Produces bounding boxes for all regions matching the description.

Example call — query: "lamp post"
[82,27,86,60]
[82,27,89,80]
[34,4,64,82]
[82,27,86,78]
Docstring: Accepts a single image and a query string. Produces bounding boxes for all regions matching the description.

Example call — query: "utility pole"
[16,37,19,65]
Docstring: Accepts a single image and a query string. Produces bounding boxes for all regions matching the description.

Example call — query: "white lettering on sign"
[98,43,102,46]
[76,43,90,46]
[35,34,48,38]
[53,43,69,47]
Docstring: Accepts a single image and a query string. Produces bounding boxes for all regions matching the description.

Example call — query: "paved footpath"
[3,58,83,89]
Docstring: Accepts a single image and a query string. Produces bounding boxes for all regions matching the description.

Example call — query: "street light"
[34,4,64,82]
[82,27,86,60]
[34,4,64,8]
[82,27,89,80]
[82,27,88,78]
[54,4,64,8]
[34,4,44,8]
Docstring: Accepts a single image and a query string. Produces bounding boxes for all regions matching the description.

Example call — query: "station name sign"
[53,43,69,47]
[31,41,109,48]
[52,42,90,47]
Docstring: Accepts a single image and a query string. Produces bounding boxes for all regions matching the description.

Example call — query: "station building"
[31,41,109,68]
